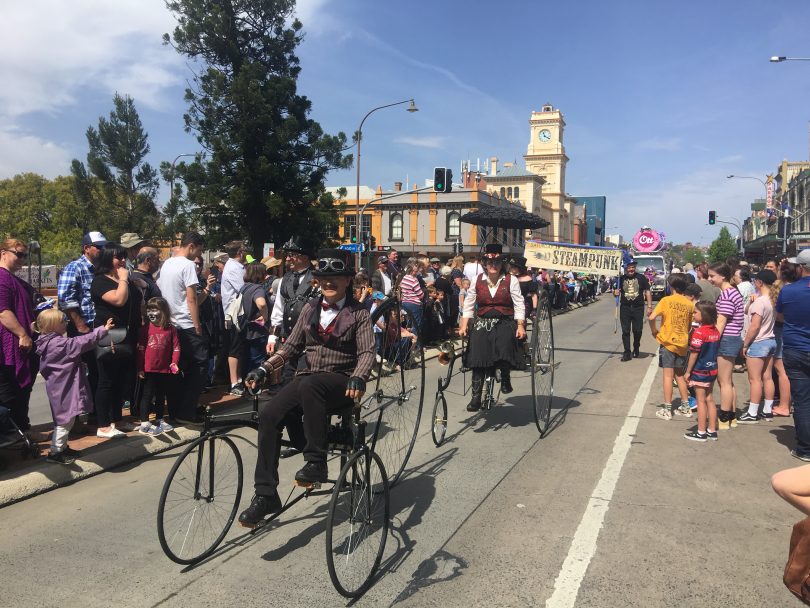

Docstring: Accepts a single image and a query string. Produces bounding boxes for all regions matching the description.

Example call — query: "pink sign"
[633,229,661,252]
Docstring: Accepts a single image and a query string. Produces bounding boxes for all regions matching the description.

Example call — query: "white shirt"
[270,269,310,329]
[463,261,484,284]
[381,272,392,296]
[320,297,346,330]
[462,273,526,320]
[157,255,199,329]
[221,258,244,314]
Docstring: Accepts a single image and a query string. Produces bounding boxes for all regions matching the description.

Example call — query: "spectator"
[353,273,373,311]
[58,231,108,396]
[773,262,799,417]
[0,239,37,432]
[683,301,720,441]
[463,255,484,284]
[221,241,246,393]
[238,263,271,373]
[739,269,777,423]
[772,464,810,516]
[193,256,219,390]
[435,266,455,326]
[120,233,149,271]
[157,232,208,424]
[398,257,426,342]
[709,262,744,430]
[131,247,162,302]
[458,278,471,323]
[776,250,810,461]
[136,297,179,436]
[695,262,720,303]
[386,249,400,283]
[371,256,393,296]
[509,256,539,318]
[428,257,442,282]
[34,308,112,463]
[90,243,143,437]
[260,256,283,309]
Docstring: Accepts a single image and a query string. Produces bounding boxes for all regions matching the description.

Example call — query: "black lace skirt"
[464,314,523,370]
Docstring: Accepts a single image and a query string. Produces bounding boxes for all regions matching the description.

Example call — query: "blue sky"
[3,0,810,245]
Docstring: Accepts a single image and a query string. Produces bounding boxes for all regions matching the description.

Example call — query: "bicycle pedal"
[294,480,322,489]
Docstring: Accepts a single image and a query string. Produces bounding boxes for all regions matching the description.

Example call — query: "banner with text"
[524,241,623,275]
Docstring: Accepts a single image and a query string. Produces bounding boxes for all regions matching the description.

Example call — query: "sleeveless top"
[475,273,514,317]
[279,268,318,338]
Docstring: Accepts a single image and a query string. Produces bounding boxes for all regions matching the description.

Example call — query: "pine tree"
[163,0,351,252]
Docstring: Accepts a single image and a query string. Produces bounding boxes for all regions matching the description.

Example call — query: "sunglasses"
[317,258,348,272]
[4,249,27,259]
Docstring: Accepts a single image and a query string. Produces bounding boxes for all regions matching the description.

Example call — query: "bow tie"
[321,302,339,311]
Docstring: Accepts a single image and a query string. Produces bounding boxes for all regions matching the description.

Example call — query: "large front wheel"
[325,449,390,598]
[157,434,243,564]
[531,291,555,435]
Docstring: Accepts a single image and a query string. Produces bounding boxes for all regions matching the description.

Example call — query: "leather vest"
[280,268,318,338]
[475,273,514,316]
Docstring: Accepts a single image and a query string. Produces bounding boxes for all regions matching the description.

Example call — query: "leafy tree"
[682,247,706,267]
[71,93,162,238]
[163,0,351,254]
[708,227,738,263]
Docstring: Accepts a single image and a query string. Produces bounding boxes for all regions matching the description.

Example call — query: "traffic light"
[453,239,463,255]
[369,235,377,250]
[445,169,453,193]
[349,226,357,243]
[433,167,447,192]
[778,216,793,240]
[708,210,716,225]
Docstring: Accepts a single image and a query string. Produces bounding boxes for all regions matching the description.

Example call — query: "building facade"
[572,196,607,246]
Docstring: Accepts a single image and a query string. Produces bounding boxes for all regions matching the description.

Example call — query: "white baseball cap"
[787,250,810,267]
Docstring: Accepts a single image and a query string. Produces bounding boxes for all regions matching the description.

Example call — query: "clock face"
[538,129,551,142]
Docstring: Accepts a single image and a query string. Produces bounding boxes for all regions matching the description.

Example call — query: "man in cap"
[238,248,375,527]
[613,259,652,361]
[428,257,442,282]
[371,255,393,296]
[120,233,149,271]
[777,249,810,460]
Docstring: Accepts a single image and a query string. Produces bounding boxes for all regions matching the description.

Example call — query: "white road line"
[546,356,659,608]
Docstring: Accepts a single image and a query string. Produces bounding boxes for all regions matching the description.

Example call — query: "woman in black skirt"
[459,244,526,411]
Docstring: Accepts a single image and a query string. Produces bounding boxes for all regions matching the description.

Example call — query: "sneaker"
[688,396,697,411]
[705,430,718,441]
[155,420,174,434]
[138,422,161,436]
[729,415,738,428]
[46,450,75,465]
[238,493,283,528]
[63,446,82,458]
[717,419,730,430]
[791,450,810,463]
[675,404,693,417]
[737,412,759,424]
[114,421,137,433]
[684,430,707,442]
[762,412,774,421]
[295,461,329,485]
[229,383,245,396]
[97,428,126,438]
[655,406,672,420]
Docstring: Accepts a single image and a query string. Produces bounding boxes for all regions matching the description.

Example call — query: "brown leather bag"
[784,517,810,604]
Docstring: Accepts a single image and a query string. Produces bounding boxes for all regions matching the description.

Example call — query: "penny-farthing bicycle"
[155,297,425,598]
[430,205,555,443]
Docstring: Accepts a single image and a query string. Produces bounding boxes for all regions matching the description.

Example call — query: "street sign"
[339,243,365,253]
[262,242,274,258]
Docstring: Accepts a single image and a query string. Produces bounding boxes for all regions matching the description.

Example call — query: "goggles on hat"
[317,257,348,272]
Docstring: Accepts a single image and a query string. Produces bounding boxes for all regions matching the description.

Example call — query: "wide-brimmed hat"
[261,256,282,269]
[312,248,355,277]
[282,236,316,258]
[482,243,503,260]
[120,233,147,249]
[509,255,527,269]
[212,252,228,264]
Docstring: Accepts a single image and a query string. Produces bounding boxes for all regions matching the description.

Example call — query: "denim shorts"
[747,338,776,358]
[658,345,687,369]
[718,334,743,358]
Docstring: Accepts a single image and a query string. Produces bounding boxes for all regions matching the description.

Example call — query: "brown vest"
[475,273,514,316]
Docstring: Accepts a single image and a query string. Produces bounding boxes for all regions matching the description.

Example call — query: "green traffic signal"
[708,210,716,225]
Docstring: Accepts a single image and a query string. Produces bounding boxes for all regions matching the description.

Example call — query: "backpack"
[224,288,246,331]
[785,517,810,605]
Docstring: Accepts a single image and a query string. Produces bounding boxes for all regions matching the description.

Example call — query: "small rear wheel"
[326,449,390,598]
[157,434,243,564]
[431,393,448,446]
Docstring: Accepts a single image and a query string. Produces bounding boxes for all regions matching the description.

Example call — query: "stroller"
[0,404,40,460]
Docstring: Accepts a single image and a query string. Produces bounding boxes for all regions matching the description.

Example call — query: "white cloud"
[393,136,446,149]
[637,137,682,151]
[0,129,71,179]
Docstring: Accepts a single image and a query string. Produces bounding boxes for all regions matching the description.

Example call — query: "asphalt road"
[1,297,803,607]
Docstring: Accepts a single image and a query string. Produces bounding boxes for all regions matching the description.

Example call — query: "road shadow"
[770,424,797,450]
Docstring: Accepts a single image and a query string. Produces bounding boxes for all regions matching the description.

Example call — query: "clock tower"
[524,104,572,242]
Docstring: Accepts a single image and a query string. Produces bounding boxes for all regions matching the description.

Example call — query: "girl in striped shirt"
[397,258,426,345]
[708,262,744,429]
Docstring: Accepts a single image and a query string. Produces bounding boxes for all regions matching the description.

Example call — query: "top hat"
[482,243,503,260]
[282,236,316,258]
[312,248,355,277]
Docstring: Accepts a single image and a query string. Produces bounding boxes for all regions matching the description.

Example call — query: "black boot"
[501,368,513,394]
[467,369,484,412]
[239,493,283,527]
[295,461,329,485]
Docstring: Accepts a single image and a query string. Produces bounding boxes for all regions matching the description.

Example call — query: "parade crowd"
[0,230,606,467]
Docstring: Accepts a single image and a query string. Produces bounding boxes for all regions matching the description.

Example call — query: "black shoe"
[633,349,640,358]
[621,352,632,362]
[791,450,810,463]
[46,451,75,465]
[238,493,282,527]
[501,372,513,394]
[295,461,328,485]
[280,447,301,459]
[63,447,82,458]
[467,397,482,412]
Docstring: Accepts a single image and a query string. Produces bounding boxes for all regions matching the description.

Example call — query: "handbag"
[784,516,810,605]
[95,327,133,360]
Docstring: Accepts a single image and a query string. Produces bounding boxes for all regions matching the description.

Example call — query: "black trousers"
[620,305,644,354]
[254,372,350,496]
[139,372,173,422]
[168,328,208,420]
[0,364,34,431]
[95,356,131,427]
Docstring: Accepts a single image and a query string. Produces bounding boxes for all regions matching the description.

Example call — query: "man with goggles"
[459,244,526,411]
[238,248,375,527]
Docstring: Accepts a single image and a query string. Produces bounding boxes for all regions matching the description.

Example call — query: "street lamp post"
[169,153,197,247]
[354,99,418,269]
